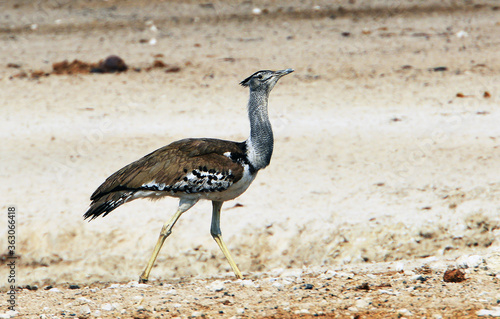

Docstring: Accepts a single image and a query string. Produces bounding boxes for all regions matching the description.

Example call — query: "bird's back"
[85,138,253,220]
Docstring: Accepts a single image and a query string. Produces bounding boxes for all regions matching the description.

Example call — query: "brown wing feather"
[85,138,246,220]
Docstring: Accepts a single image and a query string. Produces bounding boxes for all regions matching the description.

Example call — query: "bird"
[84,68,294,283]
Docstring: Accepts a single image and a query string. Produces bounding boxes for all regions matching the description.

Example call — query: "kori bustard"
[84,69,294,282]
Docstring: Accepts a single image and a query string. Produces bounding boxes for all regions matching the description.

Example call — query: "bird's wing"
[90,138,247,200]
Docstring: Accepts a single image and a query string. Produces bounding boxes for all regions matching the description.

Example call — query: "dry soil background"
[1,0,500,318]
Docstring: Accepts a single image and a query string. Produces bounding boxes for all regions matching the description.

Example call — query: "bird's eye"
[255,74,263,79]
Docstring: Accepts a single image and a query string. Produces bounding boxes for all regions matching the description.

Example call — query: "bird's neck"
[246,89,274,171]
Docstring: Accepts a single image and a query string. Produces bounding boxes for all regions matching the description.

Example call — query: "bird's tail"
[84,191,133,221]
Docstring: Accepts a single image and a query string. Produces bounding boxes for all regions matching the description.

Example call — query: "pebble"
[272,282,284,289]
[238,279,257,288]
[477,307,500,317]
[206,280,225,292]
[236,308,245,314]
[191,311,204,317]
[252,8,262,15]
[101,303,115,311]
[294,309,310,314]
[77,297,92,304]
[48,288,62,293]
[0,311,18,319]
[398,308,413,316]
[318,270,337,279]
[163,289,177,295]
[79,305,91,315]
[456,255,484,269]
[280,269,303,278]
[355,299,371,309]
[395,261,405,271]
[107,284,121,289]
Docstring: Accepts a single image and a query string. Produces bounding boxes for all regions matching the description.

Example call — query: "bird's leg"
[139,198,197,283]
[210,201,243,279]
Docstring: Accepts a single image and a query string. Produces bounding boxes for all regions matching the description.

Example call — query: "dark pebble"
[432,66,448,72]
[302,283,314,290]
[44,285,53,290]
[69,284,80,289]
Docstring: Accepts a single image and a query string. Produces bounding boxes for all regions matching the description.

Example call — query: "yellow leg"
[139,198,197,283]
[210,201,243,279]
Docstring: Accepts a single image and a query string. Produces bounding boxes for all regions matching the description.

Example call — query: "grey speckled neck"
[246,90,274,171]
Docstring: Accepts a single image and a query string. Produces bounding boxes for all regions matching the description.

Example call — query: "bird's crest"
[240,70,268,87]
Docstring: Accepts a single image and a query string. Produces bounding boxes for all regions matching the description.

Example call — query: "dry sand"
[1,0,500,318]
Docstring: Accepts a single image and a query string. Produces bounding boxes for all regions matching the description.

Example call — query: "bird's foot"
[138,276,148,284]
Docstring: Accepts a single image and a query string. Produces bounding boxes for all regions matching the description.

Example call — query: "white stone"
[477,307,500,317]
[355,298,371,309]
[101,303,115,311]
[237,308,245,314]
[456,30,468,38]
[239,279,257,287]
[79,305,91,315]
[191,311,204,317]
[107,283,121,289]
[49,288,62,293]
[77,297,92,303]
[398,308,413,316]
[252,8,262,15]
[163,289,177,295]
[395,262,405,271]
[206,280,225,292]
[294,309,310,314]
[272,282,284,289]
[0,311,18,319]
[456,255,484,269]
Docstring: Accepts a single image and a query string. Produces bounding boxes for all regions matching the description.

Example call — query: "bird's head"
[240,69,294,92]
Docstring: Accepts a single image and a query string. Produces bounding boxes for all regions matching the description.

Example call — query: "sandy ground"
[1,0,500,318]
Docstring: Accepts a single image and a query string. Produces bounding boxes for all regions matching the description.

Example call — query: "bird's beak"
[276,68,294,77]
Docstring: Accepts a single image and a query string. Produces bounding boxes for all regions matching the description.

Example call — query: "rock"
[79,305,91,315]
[0,311,18,319]
[252,8,262,15]
[456,255,484,269]
[477,307,500,317]
[272,282,284,289]
[101,303,115,311]
[48,288,62,293]
[191,311,204,317]
[398,308,413,316]
[443,269,466,283]
[91,55,128,73]
[206,280,225,292]
[238,279,257,288]
[355,298,371,309]
[294,309,310,314]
